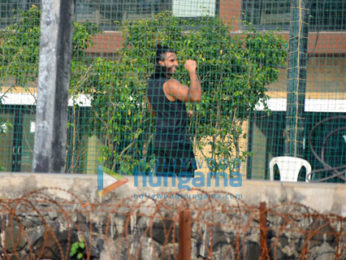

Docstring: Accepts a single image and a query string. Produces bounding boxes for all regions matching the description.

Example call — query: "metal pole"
[259,202,268,259]
[285,0,309,157]
[33,0,74,173]
[179,208,192,260]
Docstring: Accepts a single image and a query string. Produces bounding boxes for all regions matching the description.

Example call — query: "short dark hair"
[155,44,175,64]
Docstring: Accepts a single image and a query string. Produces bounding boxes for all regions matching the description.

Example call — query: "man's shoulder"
[165,78,180,88]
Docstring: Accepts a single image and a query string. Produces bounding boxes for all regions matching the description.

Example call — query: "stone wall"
[0,173,345,259]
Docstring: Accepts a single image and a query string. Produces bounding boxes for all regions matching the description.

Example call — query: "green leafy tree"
[78,12,286,175]
[79,57,150,173]
[0,5,41,87]
[182,20,287,172]
[79,13,187,172]
[123,13,286,174]
[1,6,286,175]
[0,5,98,88]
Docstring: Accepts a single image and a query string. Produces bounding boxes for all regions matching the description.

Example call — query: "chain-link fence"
[0,1,345,182]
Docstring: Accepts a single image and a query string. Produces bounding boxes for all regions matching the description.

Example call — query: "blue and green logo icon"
[97,165,128,197]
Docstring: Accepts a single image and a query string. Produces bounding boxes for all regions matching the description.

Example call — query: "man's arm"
[146,97,155,116]
[164,60,202,102]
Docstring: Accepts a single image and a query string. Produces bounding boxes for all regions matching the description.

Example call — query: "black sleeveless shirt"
[147,76,191,149]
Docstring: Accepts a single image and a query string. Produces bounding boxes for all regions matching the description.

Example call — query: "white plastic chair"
[269,156,312,182]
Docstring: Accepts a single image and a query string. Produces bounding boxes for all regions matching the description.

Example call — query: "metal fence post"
[285,0,310,157]
[260,202,268,259]
[179,208,192,260]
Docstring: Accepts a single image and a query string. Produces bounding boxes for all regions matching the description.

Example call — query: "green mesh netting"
[0,0,345,183]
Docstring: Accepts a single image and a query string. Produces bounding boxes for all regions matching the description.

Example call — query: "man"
[146,44,202,177]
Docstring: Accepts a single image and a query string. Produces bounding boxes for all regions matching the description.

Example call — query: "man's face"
[158,52,178,74]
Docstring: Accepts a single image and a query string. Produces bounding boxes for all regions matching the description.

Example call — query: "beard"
[152,65,170,78]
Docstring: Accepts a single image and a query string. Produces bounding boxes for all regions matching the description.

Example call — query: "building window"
[74,0,173,30]
[242,0,346,31]
[172,0,216,17]
[74,0,219,31]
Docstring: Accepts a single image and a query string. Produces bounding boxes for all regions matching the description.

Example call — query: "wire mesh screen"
[242,0,346,31]
[0,1,345,183]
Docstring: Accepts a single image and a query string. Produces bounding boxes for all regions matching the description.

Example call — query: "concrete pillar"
[33,0,74,173]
